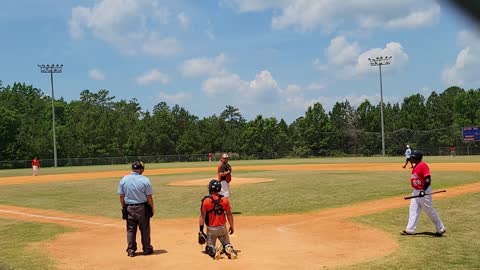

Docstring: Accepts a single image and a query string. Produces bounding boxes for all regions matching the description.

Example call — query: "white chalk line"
[0,209,122,228]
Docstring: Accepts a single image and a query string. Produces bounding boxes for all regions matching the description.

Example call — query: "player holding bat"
[402,150,447,237]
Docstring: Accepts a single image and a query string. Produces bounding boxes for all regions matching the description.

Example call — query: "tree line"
[1,80,479,162]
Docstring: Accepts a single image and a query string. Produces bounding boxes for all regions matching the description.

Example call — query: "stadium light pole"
[38,64,63,167]
[368,56,392,157]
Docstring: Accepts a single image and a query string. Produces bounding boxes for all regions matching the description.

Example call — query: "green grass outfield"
[0,157,479,269]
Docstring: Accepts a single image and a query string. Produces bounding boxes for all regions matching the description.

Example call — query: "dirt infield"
[0,163,479,269]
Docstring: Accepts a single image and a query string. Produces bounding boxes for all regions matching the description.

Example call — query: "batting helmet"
[208,179,222,193]
[131,161,145,170]
[222,153,229,159]
[410,150,423,161]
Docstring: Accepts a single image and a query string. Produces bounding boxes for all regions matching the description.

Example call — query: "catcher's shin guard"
[214,244,223,260]
[206,245,215,258]
[224,244,238,259]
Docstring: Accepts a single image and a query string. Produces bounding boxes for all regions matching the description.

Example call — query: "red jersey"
[32,159,39,166]
[410,161,430,190]
[201,194,231,227]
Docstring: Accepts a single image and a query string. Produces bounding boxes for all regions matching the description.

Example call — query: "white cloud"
[457,30,480,47]
[177,12,189,29]
[315,36,409,78]
[354,42,409,76]
[384,5,440,29]
[220,0,289,12]
[89,69,106,80]
[222,0,440,32]
[142,36,181,56]
[306,82,325,91]
[69,0,181,56]
[202,73,247,96]
[136,69,169,85]
[69,7,91,39]
[157,91,192,104]
[442,30,480,87]
[202,70,280,104]
[180,54,227,77]
[325,36,361,67]
[249,70,277,90]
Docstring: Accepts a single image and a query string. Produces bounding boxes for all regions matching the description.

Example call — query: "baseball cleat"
[401,230,415,235]
[435,228,446,237]
[127,251,136,257]
[224,245,238,259]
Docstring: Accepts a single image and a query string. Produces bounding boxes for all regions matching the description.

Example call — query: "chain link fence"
[1,146,479,169]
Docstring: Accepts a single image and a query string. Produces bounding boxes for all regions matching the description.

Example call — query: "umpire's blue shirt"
[117,172,153,204]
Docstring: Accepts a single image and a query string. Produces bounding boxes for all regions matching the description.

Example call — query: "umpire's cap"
[131,161,145,170]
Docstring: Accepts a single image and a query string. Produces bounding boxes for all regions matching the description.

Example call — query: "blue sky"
[1,0,479,123]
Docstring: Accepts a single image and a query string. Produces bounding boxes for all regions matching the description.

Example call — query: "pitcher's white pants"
[219,180,230,197]
[406,186,445,233]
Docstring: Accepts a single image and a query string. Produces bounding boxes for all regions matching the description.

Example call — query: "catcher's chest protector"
[201,195,224,226]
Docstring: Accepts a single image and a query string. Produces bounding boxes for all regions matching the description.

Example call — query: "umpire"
[118,161,155,257]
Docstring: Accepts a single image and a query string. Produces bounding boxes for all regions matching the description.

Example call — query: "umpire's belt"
[126,203,146,206]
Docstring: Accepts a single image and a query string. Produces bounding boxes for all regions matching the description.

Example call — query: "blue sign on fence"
[462,127,480,142]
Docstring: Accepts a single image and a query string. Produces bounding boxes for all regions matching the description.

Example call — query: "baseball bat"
[404,190,447,200]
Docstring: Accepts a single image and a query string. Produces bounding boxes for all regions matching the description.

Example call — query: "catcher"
[198,179,238,260]
[217,153,232,197]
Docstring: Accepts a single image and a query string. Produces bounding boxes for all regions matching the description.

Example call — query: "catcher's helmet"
[410,150,423,161]
[208,179,222,193]
[131,161,145,170]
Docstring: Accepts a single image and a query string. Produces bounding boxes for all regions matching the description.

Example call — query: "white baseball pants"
[405,186,445,233]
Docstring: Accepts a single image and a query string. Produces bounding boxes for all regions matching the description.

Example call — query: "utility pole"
[38,64,63,167]
[368,56,392,156]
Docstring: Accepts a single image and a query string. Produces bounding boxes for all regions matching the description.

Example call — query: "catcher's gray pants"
[207,224,231,248]
[126,204,153,253]
[405,186,445,233]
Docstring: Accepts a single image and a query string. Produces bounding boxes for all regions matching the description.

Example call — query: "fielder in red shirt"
[32,156,40,176]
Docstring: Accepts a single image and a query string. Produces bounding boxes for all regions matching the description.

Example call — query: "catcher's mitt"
[198,231,207,245]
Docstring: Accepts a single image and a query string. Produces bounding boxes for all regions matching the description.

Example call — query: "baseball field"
[0,156,479,270]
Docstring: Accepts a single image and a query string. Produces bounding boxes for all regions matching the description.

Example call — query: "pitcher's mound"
[168,177,273,187]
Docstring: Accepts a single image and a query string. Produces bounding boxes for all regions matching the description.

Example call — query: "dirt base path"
[0,163,479,269]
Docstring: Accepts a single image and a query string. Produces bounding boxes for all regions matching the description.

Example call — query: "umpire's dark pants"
[126,204,153,253]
